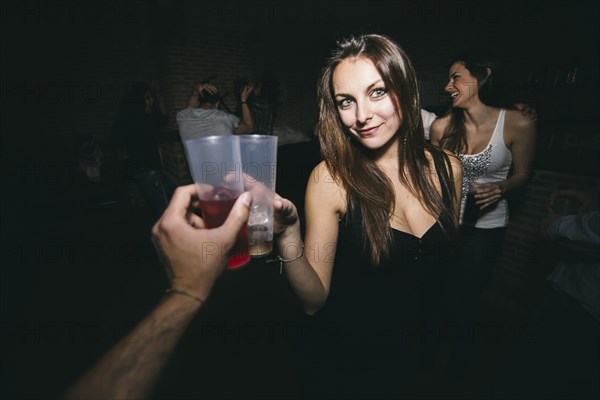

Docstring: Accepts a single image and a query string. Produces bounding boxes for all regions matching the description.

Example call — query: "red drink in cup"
[183,135,250,271]
[197,188,250,270]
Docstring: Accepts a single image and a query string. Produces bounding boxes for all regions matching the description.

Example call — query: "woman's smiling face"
[332,56,401,151]
[445,61,481,108]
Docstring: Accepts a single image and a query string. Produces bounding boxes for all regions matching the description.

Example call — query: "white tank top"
[458,109,512,228]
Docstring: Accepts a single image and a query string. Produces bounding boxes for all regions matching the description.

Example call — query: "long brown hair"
[439,50,508,154]
[316,33,458,266]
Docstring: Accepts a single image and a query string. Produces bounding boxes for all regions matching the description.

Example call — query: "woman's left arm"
[475,113,537,209]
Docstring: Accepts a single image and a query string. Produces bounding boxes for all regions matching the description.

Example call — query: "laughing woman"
[429,51,537,383]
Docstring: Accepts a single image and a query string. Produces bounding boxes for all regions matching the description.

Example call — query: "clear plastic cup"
[183,135,250,270]
[239,135,278,257]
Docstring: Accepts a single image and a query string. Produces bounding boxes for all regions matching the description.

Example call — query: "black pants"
[455,226,506,317]
[443,226,507,383]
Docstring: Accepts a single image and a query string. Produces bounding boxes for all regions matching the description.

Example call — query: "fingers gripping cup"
[239,135,278,257]
[183,135,250,270]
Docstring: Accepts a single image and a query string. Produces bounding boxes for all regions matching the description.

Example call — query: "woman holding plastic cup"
[273,34,462,398]
[429,51,537,308]
[429,50,537,383]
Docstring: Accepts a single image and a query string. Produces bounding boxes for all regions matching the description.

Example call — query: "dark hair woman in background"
[430,51,537,386]
[113,82,177,220]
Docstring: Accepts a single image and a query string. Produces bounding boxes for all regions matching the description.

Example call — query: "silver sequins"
[458,145,492,197]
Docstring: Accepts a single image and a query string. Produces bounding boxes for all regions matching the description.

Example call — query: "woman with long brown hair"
[274,33,462,398]
[430,51,537,385]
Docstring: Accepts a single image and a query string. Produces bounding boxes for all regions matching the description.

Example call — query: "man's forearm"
[64,294,202,399]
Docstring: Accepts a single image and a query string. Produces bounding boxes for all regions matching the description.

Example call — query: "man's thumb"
[221,192,252,241]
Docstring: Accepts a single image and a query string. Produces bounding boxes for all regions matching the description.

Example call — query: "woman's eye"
[372,88,387,98]
[337,98,353,109]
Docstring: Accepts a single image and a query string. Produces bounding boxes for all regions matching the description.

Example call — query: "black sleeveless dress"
[298,215,461,399]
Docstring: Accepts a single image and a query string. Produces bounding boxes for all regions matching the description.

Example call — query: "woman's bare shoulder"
[426,147,461,170]
[430,114,452,142]
[504,109,537,145]
[307,161,346,212]
[505,109,536,130]
[432,112,452,127]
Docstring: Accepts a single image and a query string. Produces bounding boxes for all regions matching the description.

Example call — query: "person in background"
[422,104,536,141]
[235,74,279,135]
[494,186,599,399]
[541,187,599,324]
[63,185,252,400]
[176,82,255,142]
[421,108,438,140]
[429,50,537,387]
[113,82,177,220]
[273,33,462,398]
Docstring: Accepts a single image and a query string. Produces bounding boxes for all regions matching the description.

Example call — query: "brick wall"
[485,170,599,317]
[158,31,254,131]
[4,1,320,173]
[4,7,158,159]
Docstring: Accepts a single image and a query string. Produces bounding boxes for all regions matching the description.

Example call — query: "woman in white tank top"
[429,50,537,386]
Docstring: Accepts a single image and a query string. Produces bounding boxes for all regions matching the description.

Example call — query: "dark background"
[2,0,599,172]
[1,1,599,399]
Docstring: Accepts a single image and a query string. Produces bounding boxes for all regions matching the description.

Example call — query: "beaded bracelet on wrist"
[277,241,305,274]
[165,288,206,307]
